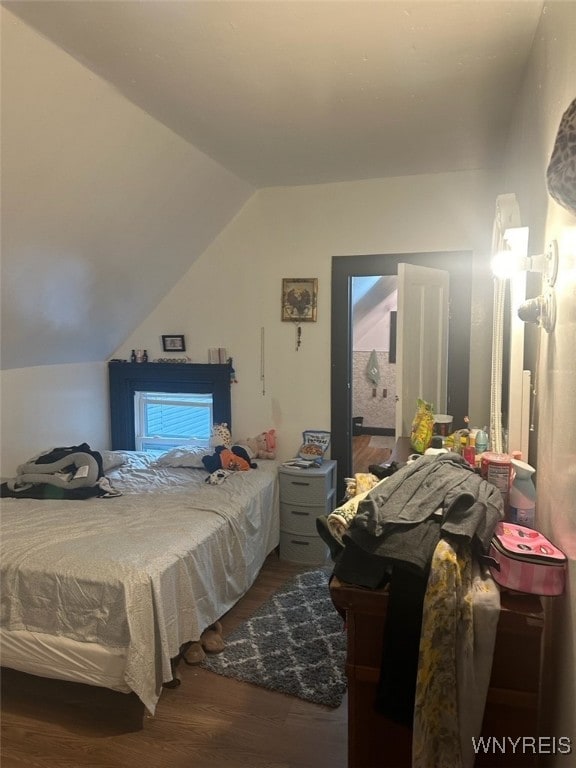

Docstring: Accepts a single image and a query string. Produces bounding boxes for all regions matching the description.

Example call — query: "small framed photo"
[282,278,318,322]
[161,334,186,352]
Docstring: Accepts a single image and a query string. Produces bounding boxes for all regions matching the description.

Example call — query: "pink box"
[488,522,566,596]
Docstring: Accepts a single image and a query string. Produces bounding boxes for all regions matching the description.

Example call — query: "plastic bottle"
[475,427,489,454]
[463,434,476,467]
[508,459,536,527]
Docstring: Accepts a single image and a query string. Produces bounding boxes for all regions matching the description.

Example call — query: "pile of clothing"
[326,452,505,768]
[1,443,121,499]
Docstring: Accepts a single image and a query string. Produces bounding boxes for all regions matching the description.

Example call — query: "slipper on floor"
[201,620,225,653]
[184,640,206,665]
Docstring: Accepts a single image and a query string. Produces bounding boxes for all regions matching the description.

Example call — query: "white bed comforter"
[0,453,279,713]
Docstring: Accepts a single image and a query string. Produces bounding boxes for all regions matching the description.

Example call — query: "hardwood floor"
[0,554,347,768]
[352,434,394,474]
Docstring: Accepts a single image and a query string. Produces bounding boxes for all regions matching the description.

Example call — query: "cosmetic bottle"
[475,428,489,454]
[463,434,476,467]
[509,459,536,528]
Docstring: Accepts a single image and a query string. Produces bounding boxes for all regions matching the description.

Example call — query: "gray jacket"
[346,453,504,572]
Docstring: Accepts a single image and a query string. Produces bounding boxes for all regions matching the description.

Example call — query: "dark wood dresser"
[330,578,544,768]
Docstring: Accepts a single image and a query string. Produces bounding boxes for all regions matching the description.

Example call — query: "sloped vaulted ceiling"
[0,1,543,369]
[1,5,254,370]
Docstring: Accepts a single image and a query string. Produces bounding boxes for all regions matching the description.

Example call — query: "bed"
[0,450,280,714]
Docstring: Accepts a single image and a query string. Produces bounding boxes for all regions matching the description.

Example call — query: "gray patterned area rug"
[202,568,347,708]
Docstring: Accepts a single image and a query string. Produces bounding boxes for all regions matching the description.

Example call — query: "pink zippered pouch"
[488,522,566,596]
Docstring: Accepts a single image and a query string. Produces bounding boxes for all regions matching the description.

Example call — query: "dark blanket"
[0,482,105,499]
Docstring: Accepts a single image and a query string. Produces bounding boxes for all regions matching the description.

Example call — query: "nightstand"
[278,459,337,565]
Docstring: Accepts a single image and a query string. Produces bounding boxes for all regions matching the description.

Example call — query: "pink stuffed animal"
[245,429,276,460]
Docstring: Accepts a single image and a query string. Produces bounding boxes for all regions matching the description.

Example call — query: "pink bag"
[487,522,566,596]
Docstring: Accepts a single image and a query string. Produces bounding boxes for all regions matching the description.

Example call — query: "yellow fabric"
[327,487,371,542]
[344,472,380,498]
[328,473,382,542]
[412,538,473,768]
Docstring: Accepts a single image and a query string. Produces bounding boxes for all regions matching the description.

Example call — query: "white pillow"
[154,446,210,468]
[100,450,127,473]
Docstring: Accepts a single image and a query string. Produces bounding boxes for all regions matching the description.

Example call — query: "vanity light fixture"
[491,230,559,287]
[518,291,557,333]
[519,239,559,286]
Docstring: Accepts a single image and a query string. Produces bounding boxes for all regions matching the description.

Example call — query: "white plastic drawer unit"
[280,502,325,535]
[279,531,330,566]
[278,460,337,565]
[278,461,337,506]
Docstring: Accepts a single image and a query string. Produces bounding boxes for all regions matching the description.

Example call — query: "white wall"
[0,7,253,371]
[0,169,496,476]
[354,287,397,352]
[0,6,251,476]
[352,285,398,429]
[352,350,396,430]
[502,2,576,761]
[115,170,498,461]
[0,363,110,476]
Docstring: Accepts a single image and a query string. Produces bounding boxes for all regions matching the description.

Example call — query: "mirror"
[489,194,531,461]
[331,251,473,499]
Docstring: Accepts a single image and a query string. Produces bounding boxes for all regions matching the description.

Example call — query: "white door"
[395,263,449,437]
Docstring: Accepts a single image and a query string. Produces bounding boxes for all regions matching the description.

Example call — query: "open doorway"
[351,275,398,472]
[350,264,450,473]
[331,251,472,500]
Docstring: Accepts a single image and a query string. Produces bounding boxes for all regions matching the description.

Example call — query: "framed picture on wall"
[281,278,318,322]
[161,334,186,352]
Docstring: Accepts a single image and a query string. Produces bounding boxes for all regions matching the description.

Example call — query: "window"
[109,362,231,451]
[134,391,213,453]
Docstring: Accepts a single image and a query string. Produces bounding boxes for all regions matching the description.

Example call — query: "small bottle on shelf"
[142,350,148,363]
[130,349,137,363]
